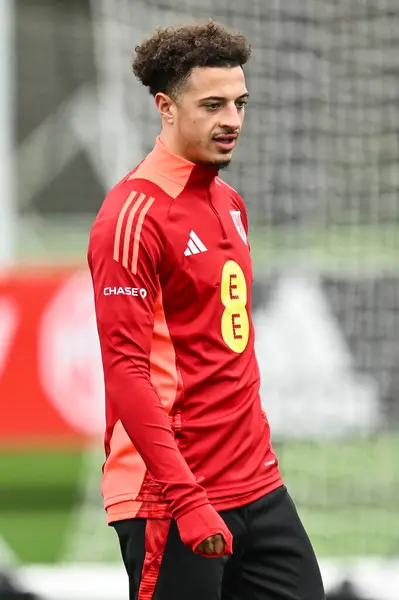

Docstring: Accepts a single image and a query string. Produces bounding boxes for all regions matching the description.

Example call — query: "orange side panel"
[102,419,147,512]
[103,289,179,512]
[149,290,178,410]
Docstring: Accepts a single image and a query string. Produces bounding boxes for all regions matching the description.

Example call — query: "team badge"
[230,210,247,245]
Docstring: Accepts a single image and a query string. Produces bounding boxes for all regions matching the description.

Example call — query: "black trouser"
[112,485,325,600]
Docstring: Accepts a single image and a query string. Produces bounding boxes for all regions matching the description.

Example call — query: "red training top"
[88,137,282,552]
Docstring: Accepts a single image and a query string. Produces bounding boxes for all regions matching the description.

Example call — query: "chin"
[213,160,231,171]
[203,152,233,169]
[195,149,233,170]
[212,156,232,170]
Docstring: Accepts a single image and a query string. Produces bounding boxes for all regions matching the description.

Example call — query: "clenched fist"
[196,534,226,556]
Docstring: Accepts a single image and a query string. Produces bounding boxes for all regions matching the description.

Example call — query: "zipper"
[208,190,229,240]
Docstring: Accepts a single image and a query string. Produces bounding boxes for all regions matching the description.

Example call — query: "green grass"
[0,451,83,488]
[17,220,399,272]
[276,433,399,557]
[0,450,83,563]
[0,510,73,564]
[249,224,399,271]
[0,434,398,563]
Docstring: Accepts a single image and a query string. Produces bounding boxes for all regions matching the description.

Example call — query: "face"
[156,66,248,168]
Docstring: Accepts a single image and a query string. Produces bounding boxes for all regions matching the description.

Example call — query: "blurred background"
[0,0,398,598]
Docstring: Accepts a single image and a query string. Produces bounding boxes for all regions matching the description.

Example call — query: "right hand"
[176,503,233,557]
[196,533,226,556]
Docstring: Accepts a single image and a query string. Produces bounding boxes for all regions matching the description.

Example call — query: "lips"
[213,135,237,142]
[212,135,238,151]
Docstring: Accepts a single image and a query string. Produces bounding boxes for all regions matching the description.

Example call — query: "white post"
[0,0,16,268]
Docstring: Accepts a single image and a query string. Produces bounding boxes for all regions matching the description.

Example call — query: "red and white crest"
[230,210,247,245]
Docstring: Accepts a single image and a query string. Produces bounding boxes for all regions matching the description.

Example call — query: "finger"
[213,535,226,555]
[204,538,215,555]
[196,537,213,554]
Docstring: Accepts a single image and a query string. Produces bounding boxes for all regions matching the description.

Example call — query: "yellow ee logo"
[221,261,249,353]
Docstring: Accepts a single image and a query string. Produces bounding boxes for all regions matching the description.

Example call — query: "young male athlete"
[88,20,325,600]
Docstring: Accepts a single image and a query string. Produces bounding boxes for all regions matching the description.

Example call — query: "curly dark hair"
[132,20,251,98]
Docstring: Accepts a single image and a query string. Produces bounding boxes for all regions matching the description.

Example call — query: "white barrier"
[13,559,399,600]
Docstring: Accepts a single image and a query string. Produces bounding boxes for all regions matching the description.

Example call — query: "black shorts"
[112,485,325,600]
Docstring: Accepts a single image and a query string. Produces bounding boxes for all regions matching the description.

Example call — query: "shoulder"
[88,174,173,265]
[97,169,174,228]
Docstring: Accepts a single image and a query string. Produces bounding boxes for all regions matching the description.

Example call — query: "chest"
[160,187,252,309]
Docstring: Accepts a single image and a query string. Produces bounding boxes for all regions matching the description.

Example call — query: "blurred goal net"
[15,0,399,562]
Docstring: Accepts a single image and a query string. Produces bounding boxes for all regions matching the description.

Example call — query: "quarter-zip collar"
[147,137,219,191]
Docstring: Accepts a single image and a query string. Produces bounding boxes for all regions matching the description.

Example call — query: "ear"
[155,93,175,124]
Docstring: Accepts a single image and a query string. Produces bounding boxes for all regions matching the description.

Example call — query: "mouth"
[212,135,238,152]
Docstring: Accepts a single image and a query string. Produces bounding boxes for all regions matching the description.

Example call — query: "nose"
[219,104,242,132]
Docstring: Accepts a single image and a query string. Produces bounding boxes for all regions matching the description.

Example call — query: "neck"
[159,131,195,165]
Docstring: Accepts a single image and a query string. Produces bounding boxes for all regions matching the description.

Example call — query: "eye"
[236,100,248,110]
[205,103,222,111]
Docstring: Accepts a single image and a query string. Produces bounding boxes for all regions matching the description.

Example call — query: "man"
[88,20,325,600]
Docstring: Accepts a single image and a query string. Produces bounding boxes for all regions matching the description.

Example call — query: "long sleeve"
[88,194,209,519]
[88,186,233,556]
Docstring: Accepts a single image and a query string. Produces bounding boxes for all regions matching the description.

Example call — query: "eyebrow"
[199,93,249,102]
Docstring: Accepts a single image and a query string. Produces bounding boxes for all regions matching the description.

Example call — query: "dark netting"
[15,0,399,559]
[123,1,399,233]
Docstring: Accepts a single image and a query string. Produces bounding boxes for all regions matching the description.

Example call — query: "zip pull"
[208,192,229,241]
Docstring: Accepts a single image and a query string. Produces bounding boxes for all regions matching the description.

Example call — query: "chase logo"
[103,287,147,298]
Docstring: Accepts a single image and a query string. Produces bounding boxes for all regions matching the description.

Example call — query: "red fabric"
[138,519,171,599]
[88,138,282,540]
[177,504,233,557]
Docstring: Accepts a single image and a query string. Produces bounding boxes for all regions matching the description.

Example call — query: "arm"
[88,187,232,554]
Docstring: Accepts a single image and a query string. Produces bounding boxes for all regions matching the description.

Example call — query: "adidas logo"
[184,231,208,256]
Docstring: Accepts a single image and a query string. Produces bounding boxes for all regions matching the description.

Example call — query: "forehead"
[184,66,247,99]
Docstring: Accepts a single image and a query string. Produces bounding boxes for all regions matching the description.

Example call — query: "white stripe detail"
[190,230,207,252]
[187,239,200,254]
[184,230,208,257]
